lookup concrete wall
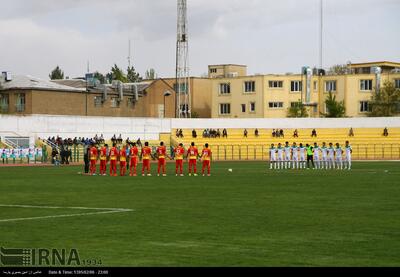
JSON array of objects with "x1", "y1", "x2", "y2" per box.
[{"x1": 1, "y1": 115, "x2": 400, "y2": 144}]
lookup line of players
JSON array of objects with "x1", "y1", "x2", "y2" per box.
[
  {"x1": 87, "y1": 141, "x2": 212, "y2": 177},
  {"x1": 269, "y1": 141, "x2": 353, "y2": 170}
]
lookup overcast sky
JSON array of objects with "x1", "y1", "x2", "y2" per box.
[{"x1": 0, "y1": 0, "x2": 399, "y2": 80}]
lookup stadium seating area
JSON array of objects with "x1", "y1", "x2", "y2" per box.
[{"x1": 172, "y1": 128, "x2": 400, "y2": 160}]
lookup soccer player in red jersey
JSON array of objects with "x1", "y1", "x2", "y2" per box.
[
  {"x1": 129, "y1": 142, "x2": 139, "y2": 176},
  {"x1": 99, "y1": 144, "x2": 108, "y2": 176},
  {"x1": 141, "y1": 142, "x2": 152, "y2": 176},
  {"x1": 109, "y1": 143, "x2": 119, "y2": 177},
  {"x1": 201, "y1": 143, "x2": 212, "y2": 176},
  {"x1": 156, "y1": 141, "x2": 171, "y2": 177},
  {"x1": 186, "y1": 142, "x2": 199, "y2": 176},
  {"x1": 174, "y1": 143, "x2": 185, "y2": 176},
  {"x1": 119, "y1": 144, "x2": 128, "y2": 176},
  {"x1": 89, "y1": 143, "x2": 98, "y2": 175}
]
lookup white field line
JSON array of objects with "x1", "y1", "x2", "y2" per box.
[{"x1": 0, "y1": 204, "x2": 134, "y2": 223}]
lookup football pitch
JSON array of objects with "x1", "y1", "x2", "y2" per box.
[{"x1": 0, "y1": 162, "x2": 399, "y2": 267}]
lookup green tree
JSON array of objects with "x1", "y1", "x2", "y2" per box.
[
  {"x1": 93, "y1": 72, "x2": 106, "y2": 84},
  {"x1": 49, "y1": 65, "x2": 64, "y2": 80},
  {"x1": 145, "y1": 68, "x2": 157, "y2": 80},
  {"x1": 127, "y1": 66, "x2": 142, "y2": 83},
  {"x1": 322, "y1": 92, "x2": 346, "y2": 118},
  {"x1": 369, "y1": 81, "x2": 400, "y2": 117},
  {"x1": 106, "y1": 64, "x2": 127, "y2": 83},
  {"x1": 287, "y1": 100, "x2": 308, "y2": 118}
]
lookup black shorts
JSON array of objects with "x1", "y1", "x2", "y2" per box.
[{"x1": 307, "y1": 155, "x2": 313, "y2": 161}]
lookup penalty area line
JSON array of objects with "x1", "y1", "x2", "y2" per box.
[{"x1": 0, "y1": 204, "x2": 134, "y2": 223}]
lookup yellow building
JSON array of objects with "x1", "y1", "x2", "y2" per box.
[{"x1": 211, "y1": 61, "x2": 400, "y2": 118}]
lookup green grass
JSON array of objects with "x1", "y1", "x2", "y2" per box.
[{"x1": 0, "y1": 162, "x2": 400, "y2": 266}]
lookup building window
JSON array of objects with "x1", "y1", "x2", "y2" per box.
[
  {"x1": 219, "y1": 103, "x2": 231, "y2": 115},
  {"x1": 395, "y1": 79, "x2": 400, "y2": 89},
  {"x1": 313, "y1": 81, "x2": 317, "y2": 91},
  {"x1": 210, "y1": 68, "x2": 217, "y2": 73},
  {"x1": 16, "y1": 93, "x2": 25, "y2": 112},
  {"x1": 268, "y1": 81, "x2": 283, "y2": 88},
  {"x1": 241, "y1": 104, "x2": 246, "y2": 113},
  {"x1": 174, "y1": 83, "x2": 188, "y2": 94},
  {"x1": 111, "y1": 97, "x2": 120, "y2": 108},
  {"x1": 250, "y1": 102, "x2": 256, "y2": 112},
  {"x1": 360, "y1": 80, "x2": 373, "y2": 91},
  {"x1": 290, "y1": 81, "x2": 302, "y2": 92},
  {"x1": 325, "y1": 81, "x2": 337, "y2": 92},
  {"x1": 360, "y1": 101, "x2": 371, "y2": 113},
  {"x1": 290, "y1": 102, "x2": 301, "y2": 108},
  {"x1": 94, "y1": 96, "x2": 103, "y2": 107},
  {"x1": 244, "y1": 81, "x2": 256, "y2": 93},
  {"x1": 268, "y1": 102, "x2": 284, "y2": 109},
  {"x1": 0, "y1": 93, "x2": 9, "y2": 113},
  {"x1": 219, "y1": 83, "x2": 231, "y2": 95}
]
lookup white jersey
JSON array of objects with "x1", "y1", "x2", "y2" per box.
[
  {"x1": 299, "y1": 147, "x2": 306, "y2": 158},
  {"x1": 335, "y1": 147, "x2": 343, "y2": 158},
  {"x1": 284, "y1": 146, "x2": 291, "y2": 158},
  {"x1": 277, "y1": 147, "x2": 284, "y2": 159},
  {"x1": 292, "y1": 146, "x2": 298, "y2": 158},
  {"x1": 321, "y1": 147, "x2": 328, "y2": 158},
  {"x1": 345, "y1": 146, "x2": 352, "y2": 159},
  {"x1": 270, "y1": 147, "x2": 277, "y2": 160},
  {"x1": 313, "y1": 146, "x2": 320, "y2": 158},
  {"x1": 327, "y1": 147, "x2": 335, "y2": 159}
]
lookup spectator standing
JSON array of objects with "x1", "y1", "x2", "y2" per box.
[
  {"x1": 311, "y1": 129, "x2": 317, "y2": 137},
  {"x1": 279, "y1": 129, "x2": 284, "y2": 138},
  {"x1": 383, "y1": 127, "x2": 389, "y2": 137},
  {"x1": 293, "y1": 129, "x2": 299, "y2": 138},
  {"x1": 222, "y1": 129, "x2": 228, "y2": 138},
  {"x1": 348, "y1": 128, "x2": 354, "y2": 137},
  {"x1": 255, "y1": 129, "x2": 259, "y2": 137},
  {"x1": 244, "y1": 129, "x2": 248, "y2": 138},
  {"x1": 192, "y1": 129, "x2": 197, "y2": 138}
]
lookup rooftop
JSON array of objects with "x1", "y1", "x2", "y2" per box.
[
  {"x1": 348, "y1": 61, "x2": 400, "y2": 69},
  {"x1": 0, "y1": 75, "x2": 85, "y2": 92}
]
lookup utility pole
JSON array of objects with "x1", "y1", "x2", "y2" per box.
[{"x1": 176, "y1": 0, "x2": 191, "y2": 118}]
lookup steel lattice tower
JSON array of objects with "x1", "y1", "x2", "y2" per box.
[{"x1": 175, "y1": 0, "x2": 191, "y2": 118}]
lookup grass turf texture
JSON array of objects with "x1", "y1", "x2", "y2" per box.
[{"x1": 0, "y1": 162, "x2": 399, "y2": 266}]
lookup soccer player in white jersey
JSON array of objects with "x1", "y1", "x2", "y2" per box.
[
  {"x1": 321, "y1": 142, "x2": 328, "y2": 169},
  {"x1": 284, "y1": 142, "x2": 291, "y2": 169},
  {"x1": 276, "y1": 143, "x2": 284, "y2": 170},
  {"x1": 344, "y1": 141, "x2": 353, "y2": 170},
  {"x1": 327, "y1": 143, "x2": 335, "y2": 169},
  {"x1": 313, "y1": 142, "x2": 321, "y2": 169},
  {"x1": 269, "y1": 143, "x2": 277, "y2": 170},
  {"x1": 335, "y1": 143, "x2": 344, "y2": 170},
  {"x1": 291, "y1": 142, "x2": 299, "y2": 169},
  {"x1": 299, "y1": 143, "x2": 306, "y2": 169}
]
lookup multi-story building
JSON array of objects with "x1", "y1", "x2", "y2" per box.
[{"x1": 211, "y1": 61, "x2": 400, "y2": 118}]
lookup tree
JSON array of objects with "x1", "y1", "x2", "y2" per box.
[
  {"x1": 106, "y1": 64, "x2": 127, "y2": 83},
  {"x1": 322, "y1": 92, "x2": 346, "y2": 118},
  {"x1": 369, "y1": 81, "x2": 400, "y2": 117},
  {"x1": 287, "y1": 100, "x2": 308, "y2": 118},
  {"x1": 145, "y1": 68, "x2": 157, "y2": 80},
  {"x1": 49, "y1": 66, "x2": 64, "y2": 80},
  {"x1": 127, "y1": 66, "x2": 142, "y2": 83},
  {"x1": 93, "y1": 72, "x2": 106, "y2": 84},
  {"x1": 327, "y1": 64, "x2": 348, "y2": 75}
]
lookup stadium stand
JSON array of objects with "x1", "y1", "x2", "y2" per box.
[{"x1": 172, "y1": 128, "x2": 400, "y2": 160}]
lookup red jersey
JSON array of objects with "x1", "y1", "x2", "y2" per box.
[
  {"x1": 141, "y1": 146, "x2": 152, "y2": 160},
  {"x1": 109, "y1": 147, "x2": 119, "y2": 161},
  {"x1": 174, "y1": 147, "x2": 185, "y2": 160},
  {"x1": 130, "y1": 146, "x2": 138, "y2": 157},
  {"x1": 120, "y1": 147, "x2": 127, "y2": 162},
  {"x1": 156, "y1": 146, "x2": 167, "y2": 159},
  {"x1": 202, "y1": 148, "x2": 212, "y2": 161},
  {"x1": 188, "y1": 147, "x2": 199, "y2": 160},
  {"x1": 90, "y1": 147, "x2": 98, "y2": 160},
  {"x1": 100, "y1": 147, "x2": 107, "y2": 161}
]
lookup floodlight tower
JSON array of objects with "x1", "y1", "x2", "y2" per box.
[{"x1": 175, "y1": 0, "x2": 191, "y2": 118}]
